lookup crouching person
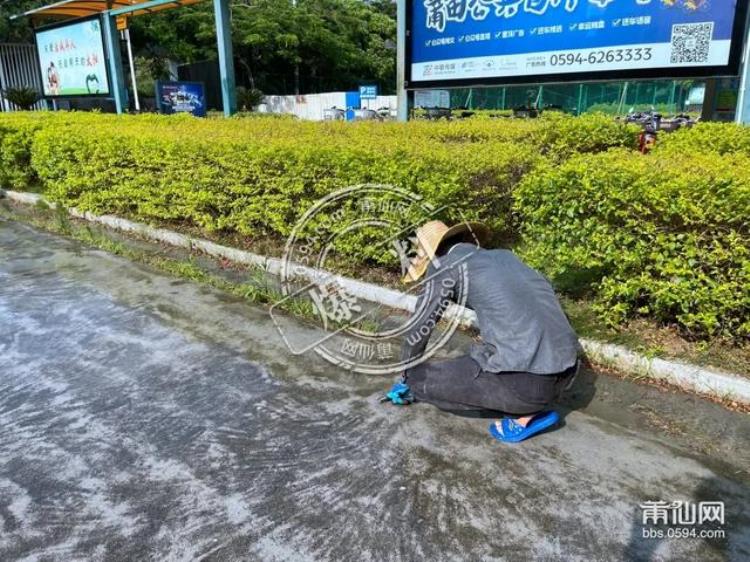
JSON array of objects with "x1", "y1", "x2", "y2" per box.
[{"x1": 384, "y1": 221, "x2": 581, "y2": 443}]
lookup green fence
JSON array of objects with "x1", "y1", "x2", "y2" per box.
[{"x1": 450, "y1": 79, "x2": 703, "y2": 116}]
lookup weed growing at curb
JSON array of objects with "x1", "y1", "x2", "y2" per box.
[{"x1": 0, "y1": 201, "x2": 318, "y2": 323}]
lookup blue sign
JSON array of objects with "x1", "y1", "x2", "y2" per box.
[
  {"x1": 408, "y1": 0, "x2": 747, "y2": 87},
  {"x1": 156, "y1": 81, "x2": 206, "y2": 117},
  {"x1": 359, "y1": 84, "x2": 379, "y2": 99}
]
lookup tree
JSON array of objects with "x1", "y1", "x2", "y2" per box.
[
  {"x1": 0, "y1": 0, "x2": 397, "y2": 96},
  {"x1": 129, "y1": 0, "x2": 396, "y2": 95},
  {"x1": 0, "y1": 1, "x2": 39, "y2": 43},
  {"x1": 133, "y1": 56, "x2": 171, "y2": 98}
]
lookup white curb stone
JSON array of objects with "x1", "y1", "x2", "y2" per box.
[{"x1": 3, "y1": 189, "x2": 749, "y2": 405}]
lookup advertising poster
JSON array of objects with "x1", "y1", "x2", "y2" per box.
[
  {"x1": 409, "y1": 0, "x2": 747, "y2": 87},
  {"x1": 156, "y1": 81, "x2": 206, "y2": 117},
  {"x1": 35, "y1": 18, "x2": 110, "y2": 97}
]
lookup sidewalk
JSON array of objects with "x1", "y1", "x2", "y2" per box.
[{"x1": 1, "y1": 219, "x2": 748, "y2": 561}]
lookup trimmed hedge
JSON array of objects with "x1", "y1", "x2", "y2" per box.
[
  {"x1": 654, "y1": 121, "x2": 750, "y2": 157},
  {"x1": 27, "y1": 112, "x2": 635, "y2": 256},
  {"x1": 515, "y1": 149, "x2": 750, "y2": 340},
  {"x1": 1, "y1": 111, "x2": 748, "y2": 341},
  {"x1": 0, "y1": 113, "x2": 45, "y2": 189}
]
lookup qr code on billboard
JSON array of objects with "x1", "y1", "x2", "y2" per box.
[{"x1": 670, "y1": 22, "x2": 713, "y2": 64}]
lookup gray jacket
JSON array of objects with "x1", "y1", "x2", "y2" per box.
[{"x1": 401, "y1": 244, "x2": 581, "y2": 375}]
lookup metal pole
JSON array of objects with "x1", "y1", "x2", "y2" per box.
[
  {"x1": 617, "y1": 81, "x2": 629, "y2": 115},
  {"x1": 668, "y1": 81, "x2": 677, "y2": 112},
  {"x1": 396, "y1": 0, "x2": 408, "y2": 121},
  {"x1": 124, "y1": 28, "x2": 140, "y2": 111},
  {"x1": 735, "y1": 7, "x2": 750, "y2": 124},
  {"x1": 0, "y1": 46, "x2": 9, "y2": 112},
  {"x1": 702, "y1": 78, "x2": 717, "y2": 121},
  {"x1": 102, "y1": 14, "x2": 128, "y2": 114},
  {"x1": 213, "y1": 0, "x2": 237, "y2": 116},
  {"x1": 583, "y1": 83, "x2": 588, "y2": 110},
  {"x1": 576, "y1": 83, "x2": 584, "y2": 115}
]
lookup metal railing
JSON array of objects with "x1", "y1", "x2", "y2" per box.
[{"x1": 0, "y1": 43, "x2": 45, "y2": 112}]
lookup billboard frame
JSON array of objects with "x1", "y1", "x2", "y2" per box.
[
  {"x1": 404, "y1": 0, "x2": 750, "y2": 90},
  {"x1": 33, "y1": 14, "x2": 112, "y2": 99}
]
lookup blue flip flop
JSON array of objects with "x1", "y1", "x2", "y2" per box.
[{"x1": 488, "y1": 411, "x2": 561, "y2": 443}]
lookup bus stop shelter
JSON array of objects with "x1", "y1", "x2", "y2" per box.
[{"x1": 13, "y1": 0, "x2": 237, "y2": 115}]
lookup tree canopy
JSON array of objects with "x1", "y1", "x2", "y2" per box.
[{"x1": 0, "y1": 0, "x2": 397, "y2": 95}]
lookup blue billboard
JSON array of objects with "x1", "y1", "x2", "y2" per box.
[
  {"x1": 407, "y1": 0, "x2": 748, "y2": 87},
  {"x1": 156, "y1": 81, "x2": 206, "y2": 117}
]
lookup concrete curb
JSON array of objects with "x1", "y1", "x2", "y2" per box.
[{"x1": 4, "y1": 189, "x2": 750, "y2": 405}]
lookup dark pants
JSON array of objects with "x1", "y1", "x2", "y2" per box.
[{"x1": 405, "y1": 355, "x2": 577, "y2": 417}]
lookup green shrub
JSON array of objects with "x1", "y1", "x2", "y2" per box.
[
  {"x1": 236, "y1": 87, "x2": 265, "y2": 111},
  {"x1": 7, "y1": 110, "x2": 749, "y2": 341},
  {"x1": 0, "y1": 113, "x2": 47, "y2": 189},
  {"x1": 2, "y1": 86, "x2": 41, "y2": 111},
  {"x1": 515, "y1": 149, "x2": 750, "y2": 340},
  {"x1": 654, "y1": 121, "x2": 750, "y2": 156},
  {"x1": 31, "y1": 116, "x2": 542, "y2": 262}
]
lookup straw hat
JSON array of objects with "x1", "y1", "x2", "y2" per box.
[{"x1": 402, "y1": 220, "x2": 489, "y2": 283}]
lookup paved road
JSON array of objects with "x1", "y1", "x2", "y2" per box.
[{"x1": 1, "y1": 219, "x2": 749, "y2": 561}]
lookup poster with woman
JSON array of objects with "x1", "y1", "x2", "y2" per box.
[{"x1": 35, "y1": 17, "x2": 110, "y2": 97}]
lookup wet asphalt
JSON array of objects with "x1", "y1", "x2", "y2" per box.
[{"x1": 0, "y1": 218, "x2": 749, "y2": 562}]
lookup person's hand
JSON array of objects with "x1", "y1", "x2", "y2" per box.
[{"x1": 381, "y1": 382, "x2": 413, "y2": 405}]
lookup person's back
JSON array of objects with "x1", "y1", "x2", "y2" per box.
[{"x1": 453, "y1": 244, "x2": 580, "y2": 375}]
